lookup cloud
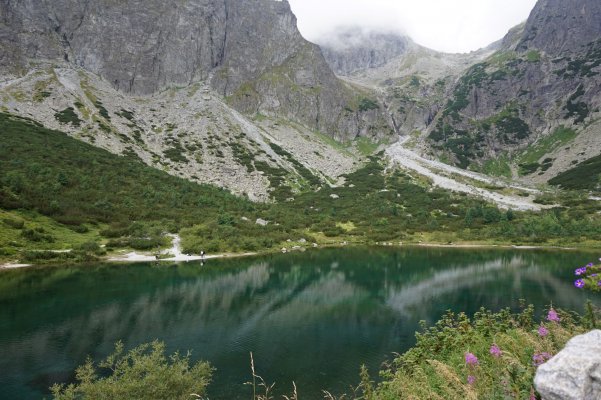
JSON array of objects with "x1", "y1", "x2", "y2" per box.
[{"x1": 287, "y1": 0, "x2": 538, "y2": 53}]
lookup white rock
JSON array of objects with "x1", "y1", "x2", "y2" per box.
[
  {"x1": 534, "y1": 330, "x2": 601, "y2": 400},
  {"x1": 299, "y1": 238, "x2": 307, "y2": 243},
  {"x1": 330, "y1": 194, "x2": 339, "y2": 199},
  {"x1": 256, "y1": 218, "x2": 269, "y2": 226}
]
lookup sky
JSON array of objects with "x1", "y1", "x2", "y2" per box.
[{"x1": 287, "y1": 0, "x2": 538, "y2": 53}]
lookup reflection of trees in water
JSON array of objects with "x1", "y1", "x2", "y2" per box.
[{"x1": 0, "y1": 262, "x2": 270, "y2": 375}]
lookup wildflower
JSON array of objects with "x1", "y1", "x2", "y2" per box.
[
  {"x1": 575, "y1": 267, "x2": 586, "y2": 276},
  {"x1": 530, "y1": 387, "x2": 538, "y2": 400},
  {"x1": 547, "y1": 309, "x2": 560, "y2": 323},
  {"x1": 587, "y1": 263, "x2": 594, "y2": 267},
  {"x1": 532, "y1": 352, "x2": 552, "y2": 366},
  {"x1": 467, "y1": 375, "x2": 476, "y2": 385},
  {"x1": 598, "y1": 281, "x2": 601, "y2": 287},
  {"x1": 489, "y1": 344, "x2": 502, "y2": 357},
  {"x1": 538, "y1": 325, "x2": 549, "y2": 337},
  {"x1": 592, "y1": 274, "x2": 599, "y2": 277},
  {"x1": 575, "y1": 279, "x2": 585, "y2": 288},
  {"x1": 465, "y1": 352, "x2": 479, "y2": 366}
]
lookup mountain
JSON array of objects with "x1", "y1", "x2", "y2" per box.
[
  {"x1": 0, "y1": 0, "x2": 393, "y2": 200},
  {"x1": 424, "y1": 0, "x2": 601, "y2": 182},
  {"x1": 1, "y1": 0, "x2": 600, "y2": 200},
  {"x1": 316, "y1": 27, "x2": 411, "y2": 76},
  {"x1": 0, "y1": 0, "x2": 393, "y2": 139},
  {"x1": 316, "y1": 27, "x2": 494, "y2": 140}
]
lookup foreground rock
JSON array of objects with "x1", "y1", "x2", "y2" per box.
[{"x1": 534, "y1": 330, "x2": 601, "y2": 400}]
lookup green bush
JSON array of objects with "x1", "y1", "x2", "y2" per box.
[
  {"x1": 51, "y1": 341, "x2": 212, "y2": 400},
  {"x1": 54, "y1": 107, "x2": 82, "y2": 127}
]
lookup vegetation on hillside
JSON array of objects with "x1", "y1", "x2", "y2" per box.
[{"x1": 1, "y1": 112, "x2": 601, "y2": 263}]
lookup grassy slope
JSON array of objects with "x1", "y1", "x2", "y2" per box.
[{"x1": 2, "y1": 112, "x2": 601, "y2": 263}]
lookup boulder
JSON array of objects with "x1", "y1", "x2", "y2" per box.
[
  {"x1": 255, "y1": 218, "x2": 269, "y2": 226},
  {"x1": 534, "y1": 330, "x2": 601, "y2": 400}
]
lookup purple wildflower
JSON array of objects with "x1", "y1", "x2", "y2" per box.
[
  {"x1": 547, "y1": 309, "x2": 560, "y2": 323},
  {"x1": 489, "y1": 344, "x2": 502, "y2": 357},
  {"x1": 598, "y1": 281, "x2": 601, "y2": 287},
  {"x1": 538, "y1": 325, "x2": 549, "y2": 337},
  {"x1": 575, "y1": 267, "x2": 586, "y2": 276},
  {"x1": 592, "y1": 274, "x2": 599, "y2": 277},
  {"x1": 587, "y1": 263, "x2": 594, "y2": 267},
  {"x1": 465, "y1": 352, "x2": 479, "y2": 366},
  {"x1": 575, "y1": 279, "x2": 585, "y2": 288},
  {"x1": 467, "y1": 375, "x2": 476, "y2": 385},
  {"x1": 532, "y1": 352, "x2": 552, "y2": 366}
]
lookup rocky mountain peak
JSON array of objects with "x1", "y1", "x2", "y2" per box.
[{"x1": 517, "y1": 0, "x2": 601, "y2": 54}]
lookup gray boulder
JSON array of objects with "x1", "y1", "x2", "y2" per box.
[{"x1": 534, "y1": 330, "x2": 601, "y2": 400}]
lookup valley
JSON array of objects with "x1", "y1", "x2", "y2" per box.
[{"x1": 1, "y1": 0, "x2": 601, "y2": 399}]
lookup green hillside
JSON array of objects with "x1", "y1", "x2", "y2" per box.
[{"x1": 2, "y1": 112, "x2": 601, "y2": 263}]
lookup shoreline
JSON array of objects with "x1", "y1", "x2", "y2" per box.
[
  {"x1": 409, "y1": 243, "x2": 580, "y2": 251},
  {"x1": 1, "y1": 240, "x2": 599, "y2": 270},
  {"x1": 107, "y1": 251, "x2": 258, "y2": 263}
]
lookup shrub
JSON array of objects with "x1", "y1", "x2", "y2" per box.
[
  {"x1": 51, "y1": 341, "x2": 212, "y2": 400},
  {"x1": 2, "y1": 217, "x2": 24, "y2": 229}
]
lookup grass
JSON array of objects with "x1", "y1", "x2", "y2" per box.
[
  {"x1": 363, "y1": 304, "x2": 598, "y2": 400},
  {"x1": 481, "y1": 156, "x2": 512, "y2": 178},
  {"x1": 353, "y1": 137, "x2": 384, "y2": 157},
  {"x1": 518, "y1": 126, "x2": 577, "y2": 173}
]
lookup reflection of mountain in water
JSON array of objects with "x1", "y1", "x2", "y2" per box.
[
  {"x1": 0, "y1": 248, "x2": 598, "y2": 399},
  {"x1": 386, "y1": 255, "x2": 595, "y2": 323}
]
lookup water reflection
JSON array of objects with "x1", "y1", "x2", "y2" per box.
[{"x1": 0, "y1": 247, "x2": 598, "y2": 400}]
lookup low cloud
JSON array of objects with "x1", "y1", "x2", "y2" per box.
[{"x1": 288, "y1": 0, "x2": 537, "y2": 53}]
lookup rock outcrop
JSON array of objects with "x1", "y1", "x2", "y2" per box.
[
  {"x1": 518, "y1": 0, "x2": 601, "y2": 56},
  {"x1": 534, "y1": 330, "x2": 601, "y2": 400},
  {"x1": 0, "y1": 0, "x2": 391, "y2": 140}
]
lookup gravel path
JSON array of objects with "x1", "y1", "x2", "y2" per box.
[{"x1": 385, "y1": 138, "x2": 545, "y2": 211}]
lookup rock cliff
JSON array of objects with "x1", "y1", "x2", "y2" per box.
[
  {"x1": 0, "y1": 0, "x2": 390, "y2": 140},
  {"x1": 424, "y1": 0, "x2": 601, "y2": 182}
]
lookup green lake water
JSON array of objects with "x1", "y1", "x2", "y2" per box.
[{"x1": 0, "y1": 246, "x2": 599, "y2": 399}]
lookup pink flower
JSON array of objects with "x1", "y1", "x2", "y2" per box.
[
  {"x1": 532, "y1": 352, "x2": 552, "y2": 366},
  {"x1": 467, "y1": 375, "x2": 476, "y2": 385},
  {"x1": 538, "y1": 325, "x2": 549, "y2": 337},
  {"x1": 465, "y1": 352, "x2": 479, "y2": 366},
  {"x1": 489, "y1": 344, "x2": 502, "y2": 357},
  {"x1": 547, "y1": 309, "x2": 560, "y2": 323}
]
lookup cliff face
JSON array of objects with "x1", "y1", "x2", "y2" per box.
[
  {"x1": 0, "y1": 0, "x2": 390, "y2": 140},
  {"x1": 517, "y1": 0, "x2": 601, "y2": 55},
  {"x1": 425, "y1": 0, "x2": 601, "y2": 180}
]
